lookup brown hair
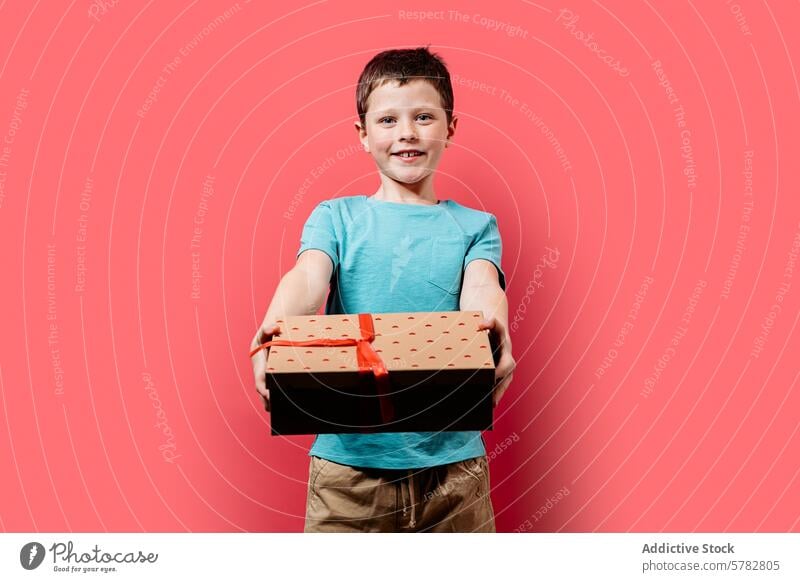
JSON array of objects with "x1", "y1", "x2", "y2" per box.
[{"x1": 356, "y1": 46, "x2": 454, "y2": 126}]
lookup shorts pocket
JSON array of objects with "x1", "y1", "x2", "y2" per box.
[
  {"x1": 455, "y1": 456, "x2": 486, "y2": 483},
  {"x1": 427, "y1": 235, "x2": 469, "y2": 294},
  {"x1": 309, "y1": 456, "x2": 331, "y2": 494}
]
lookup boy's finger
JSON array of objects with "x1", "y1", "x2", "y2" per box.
[
  {"x1": 251, "y1": 325, "x2": 280, "y2": 358},
  {"x1": 260, "y1": 324, "x2": 281, "y2": 344},
  {"x1": 261, "y1": 391, "x2": 271, "y2": 412},
  {"x1": 492, "y1": 375, "x2": 512, "y2": 407}
]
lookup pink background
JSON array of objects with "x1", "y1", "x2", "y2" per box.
[{"x1": 1, "y1": 0, "x2": 798, "y2": 532}]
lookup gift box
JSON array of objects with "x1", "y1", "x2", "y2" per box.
[{"x1": 256, "y1": 311, "x2": 497, "y2": 435}]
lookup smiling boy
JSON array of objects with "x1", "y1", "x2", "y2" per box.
[{"x1": 250, "y1": 47, "x2": 515, "y2": 532}]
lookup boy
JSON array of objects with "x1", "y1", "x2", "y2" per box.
[{"x1": 250, "y1": 47, "x2": 515, "y2": 532}]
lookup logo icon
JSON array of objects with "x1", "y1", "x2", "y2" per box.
[{"x1": 20, "y1": 542, "x2": 46, "y2": 570}]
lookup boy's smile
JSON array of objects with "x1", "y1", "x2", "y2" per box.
[
  {"x1": 356, "y1": 79, "x2": 457, "y2": 198},
  {"x1": 392, "y1": 149, "x2": 425, "y2": 162}
]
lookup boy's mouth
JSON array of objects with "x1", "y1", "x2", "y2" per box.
[{"x1": 392, "y1": 150, "x2": 425, "y2": 162}]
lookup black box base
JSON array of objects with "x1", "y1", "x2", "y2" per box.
[{"x1": 268, "y1": 368, "x2": 494, "y2": 435}]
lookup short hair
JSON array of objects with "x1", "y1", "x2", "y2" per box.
[{"x1": 356, "y1": 46, "x2": 454, "y2": 126}]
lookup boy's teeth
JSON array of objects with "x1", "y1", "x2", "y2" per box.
[{"x1": 398, "y1": 152, "x2": 422, "y2": 157}]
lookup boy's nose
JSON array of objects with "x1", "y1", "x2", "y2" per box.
[{"x1": 398, "y1": 120, "x2": 417, "y2": 140}]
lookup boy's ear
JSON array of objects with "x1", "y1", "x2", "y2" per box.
[
  {"x1": 445, "y1": 116, "x2": 458, "y2": 148},
  {"x1": 354, "y1": 120, "x2": 369, "y2": 152}
]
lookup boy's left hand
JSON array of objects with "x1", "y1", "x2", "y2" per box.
[{"x1": 477, "y1": 317, "x2": 516, "y2": 407}]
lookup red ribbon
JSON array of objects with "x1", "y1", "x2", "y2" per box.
[{"x1": 250, "y1": 313, "x2": 395, "y2": 424}]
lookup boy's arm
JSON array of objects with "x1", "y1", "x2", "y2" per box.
[
  {"x1": 460, "y1": 259, "x2": 516, "y2": 407},
  {"x1": 250, "y1": 249, "x2": 333, "y2": 411}
]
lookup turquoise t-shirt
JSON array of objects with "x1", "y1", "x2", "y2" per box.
[{"x1": 295, "y1": 194, "x2": 506, "y2": 469}]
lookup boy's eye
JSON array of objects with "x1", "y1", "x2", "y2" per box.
[
  {"x1": 378, "y1": 117, "x2": 395, "y2": 124},
  {"x1": 417, "y1": 114, "x2": 432, "y2": 121}
]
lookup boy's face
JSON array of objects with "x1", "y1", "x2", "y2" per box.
[{"x1": 356, "y1": 79, "x2": 457, "y2": 187}]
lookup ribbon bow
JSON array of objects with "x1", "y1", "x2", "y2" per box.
[{"x1": 250, "y1": 313, "x2": 394, "y2": 423}]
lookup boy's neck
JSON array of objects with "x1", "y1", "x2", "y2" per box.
[{"x1": 372, "y1": 176, "x2": 439, "y2": 206}]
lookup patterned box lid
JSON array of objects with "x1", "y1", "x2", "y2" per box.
[{"x1": 266, "y1": 310, "x2": 494, "y2": 374}]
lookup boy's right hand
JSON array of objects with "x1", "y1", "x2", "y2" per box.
[{"x1": 250, "y1": 322, "x2": 281, "y2": 412}]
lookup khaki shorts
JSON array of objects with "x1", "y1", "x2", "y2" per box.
[{"x1": 304, "y1": 455, "x2": 496, "y2": 532}]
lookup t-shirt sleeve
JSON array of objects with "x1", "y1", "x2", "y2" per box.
[
  {"x1": 464, "y1": 213, "x2": 506, "y2": 290},
  {"x1": 296, "y1": 200, "x2": 339, "y2": 271}
]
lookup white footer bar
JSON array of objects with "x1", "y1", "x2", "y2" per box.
[{"x1": 2, "y1": 533, "x2": 798, "y2": 581}]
